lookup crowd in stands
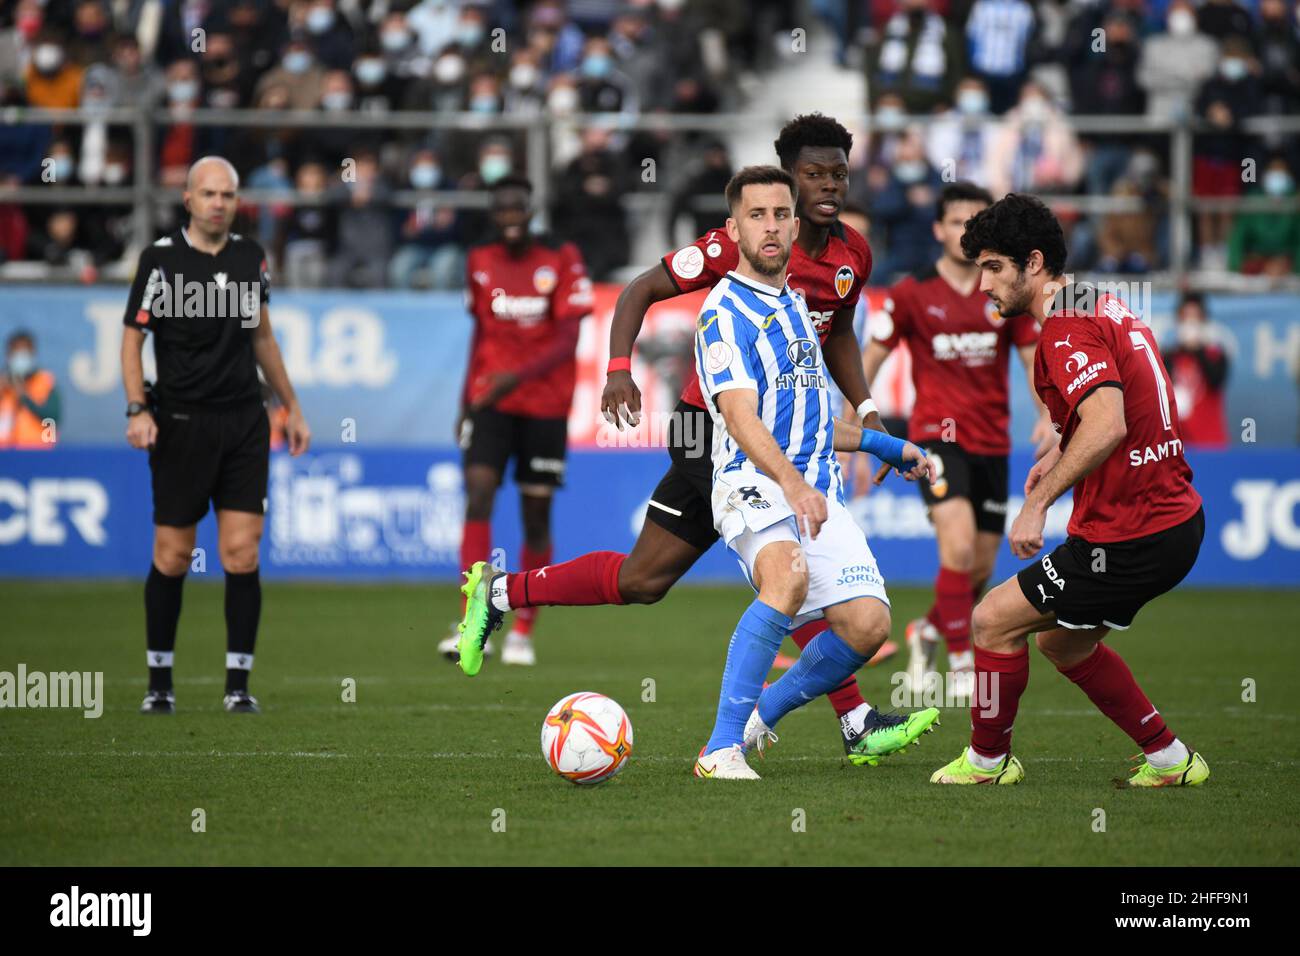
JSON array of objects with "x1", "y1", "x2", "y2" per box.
[
  {"x1": 855, "y1": 0, "x2": 1300, "y2": 280},
  {"x1": 0, "y1": 0, "x2": 1297, "y2": 286}
]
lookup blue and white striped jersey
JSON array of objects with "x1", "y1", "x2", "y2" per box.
[{"x1": 694, "y1": 271, "x2": 844, "y2": 504}]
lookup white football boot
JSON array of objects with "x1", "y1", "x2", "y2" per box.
[
  {"x1": 742, "y1": 709, "x2": 778, "y2": 758},
  {"x1": 903, "y1": 617, "x2": 941, "y2": 697},
  {"x1": 694, "y1": 743, "x2": 761, "y2": 780},
  {"x1": 500, "y1": 631, "x2": 536, "y2": 666},
  {"x1": 438, "y1": 629, "x2": 493, "y2": 661}
]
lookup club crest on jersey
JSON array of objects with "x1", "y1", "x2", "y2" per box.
[
  {"x1": 533, "y1": 265, "x2": 557, "y2": 294},
  {"x1": 834, "y1": 265, "x2": 854, "y2": 298},
  {"x1": 787, "y1": 338, "x2": 818, "y2": 369},
  {"x1": 985, "y1": 300, "x2": 1005, "y2": 327},
  {"x1": 1065, "y1": 350, "x2": 1090, "y2": 374}
]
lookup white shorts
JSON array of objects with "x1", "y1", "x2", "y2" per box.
[{"x1": 713, "y1": 470, "x2": 889, "y2": 627}]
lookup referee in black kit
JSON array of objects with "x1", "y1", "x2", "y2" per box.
[{"x1": 121, "y1": 156, "x2": 311, "y2": 715}]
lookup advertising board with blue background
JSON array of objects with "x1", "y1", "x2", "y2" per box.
[{"x1": 1, "y1": 286, "x2": 1297, "y2": 586}]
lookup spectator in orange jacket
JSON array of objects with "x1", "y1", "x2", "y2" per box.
[{"x1": 0, "y1": 330, "x2": 61, "y2": 449}]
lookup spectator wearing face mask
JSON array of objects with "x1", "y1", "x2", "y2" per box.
[
  {"x1": 299, "y1": 0, "x2": 355, "y2": 71},
  {"x1": 390, "y1": 147, "x2": 463, "y2": 290},
  {"x1": 402, "y1": 43, "x2": 469, "y2": 114},
  {"x1": 1, "y1": 1, "x2": 44, "y2": 85},
  {"x1": 352, "y1": 48, "x2": 398, "y2": 112},
  {"x1": 986, "y1": 81, "x2": 1083, "y2": 198},
  {"x1": 0, "y1": 330, "x2": 61, "y2": 450},
  {"x1": 1228, "y1": 154, "x2": 1300, "y2": 276},
  {"x1": 155, "y1": 59, "x2": 226, "y2": 189},
  {"x1": 1137, "y1": 0, "x2": 1219, "y2": 123},
  {"x1": 576, "y1": 35, "x2": 635, "y2": 114},
  {"x1": 1192, "y1": 37, "x2": 1262, "y2": 270},
  {"x1": 964, "y1": 0, "x2": 1036, "y2": 115},
  {"x1": 254, "y1": 39, "x2": 325, "y2": 111},
  {"x1": 502, "y1": 49, "x2": 546, "y2": 115},
  {"x1": 24, "y1": 30, "x2": 83, "y2": 108},
  {"x1": 82, "y1": 139, "x2": 134, "y2": 265},
  {"x1": 304, "y1": 70, "x2": 358, "y2": 167},
  {"x1": 925, "y1": 77, "x2": 997, "y2": 187},
  {"x1": 375, "y1": 10, "x2": 422, "y2": 83},
  {"x1": 864, "y1": 130, "x2": 943, "y2": 282},
  {"x1": 1163, "y1": 295, "x2": 1229, "y2": 448}
]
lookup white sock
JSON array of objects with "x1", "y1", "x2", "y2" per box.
[
  {"x1": 948, "y1": 650, "x2": 974, "y2": 671},
  {"x1": 1144, "y1": 738, "x2": 1190, "y2": 769},
  {"x1": 489, "y1": 575, "x2": 511, "y2": 612},
  {"x1": 842, "y1": 702, "x2": 873, "y2": 736},
  {"x1": 967, "y1": 746, "x2": 1005, "y2": 771}
]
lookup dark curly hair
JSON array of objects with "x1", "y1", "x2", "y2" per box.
[
  {"x1": 960, "y1": 193, "x2": 1066, "y2": 274},
  {"x1": 773, "y1": 113, "x2": 854, "y2": 170}
]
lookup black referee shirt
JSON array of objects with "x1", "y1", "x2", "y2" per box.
[{"x1": 123, "y1": 227, "x2": 271, "y2": 409}]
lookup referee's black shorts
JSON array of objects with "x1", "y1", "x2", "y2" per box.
[{"x1": 149, "y1": 399, "x2": 270, "y2": 527}]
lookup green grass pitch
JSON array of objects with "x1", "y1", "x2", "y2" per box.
[{"x1": 1, "y1": 581, "x2": 1296, "y2": 866}]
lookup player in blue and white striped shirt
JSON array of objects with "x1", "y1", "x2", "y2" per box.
[{"x1": 691, "y1": 166, "x2": 940, "y2": 780}]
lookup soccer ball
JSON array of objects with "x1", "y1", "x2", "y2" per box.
[{"x1": 540, "y1": 691, "x2": 633, "y2": 785}]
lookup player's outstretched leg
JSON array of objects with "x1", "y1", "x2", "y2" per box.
[
  {"x1": 1038, "y1": 630, "x2": 1209, "y2": 788},
  {"x1": 787, "y1": 619, "x2": 912, "y2": 766},
  {"x1": 455, "y1": 561, "x2": 506, "y2": 677},
  {"x1": 750, "y1": 598, "x2": 939, "y2": 767}
]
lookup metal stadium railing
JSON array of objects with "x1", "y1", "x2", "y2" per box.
[{"x1": 2, "y1": 106, "x2": 1299, "y2": 290}]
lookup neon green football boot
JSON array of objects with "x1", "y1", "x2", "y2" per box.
[
  {"x1": 1125, "y1": 751, "x2": 1209, "y2": 788},
  {"x1": 456, "y1": 561, "x2": 504, "y2": 677},
  {"x1": 845, "y1": 707, "x2": 941, "y2": 766},
  {"x1": 930, "y1": 748, "x2": 1025, "y2": 784}
]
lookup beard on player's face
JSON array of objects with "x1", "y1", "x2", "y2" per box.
[
  {"x1": 1000, "y1": 267, "x2": 1034, "y2": 314},
  {"x1": 739, "y1": 232, "x2": 790, "y2": 277}
]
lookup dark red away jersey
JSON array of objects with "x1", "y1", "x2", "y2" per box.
[
  {"x1": 464, "y1": 238, "x2": 593, "y2": 419},
  {"x1": 875, "y1": 267, "x2": 1038, "y2": 455},
  {"x1": 662, "y1": 221, "x2": 872, "y2": 407},
  {"x1": 1036, "y1": 292, "x2": 1202, "y2": 543}
]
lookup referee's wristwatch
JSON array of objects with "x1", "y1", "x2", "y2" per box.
[{"x1": 126, "y1": 401, "x2": 149, "y2": 418}]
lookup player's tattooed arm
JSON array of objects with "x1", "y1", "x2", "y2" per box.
[
  {"x1": 717, "y1": 389, "x2": 828, "y2": 538},
  {"x1": 1010, "y1": 386, "x2": 1126, "y2": 558},
  {"x1": 601, "y1": 264, "x2": 680, "y2": 428},
  {"x1": 1019, "y1": 343, "x2": 1056, "y2": 458}
]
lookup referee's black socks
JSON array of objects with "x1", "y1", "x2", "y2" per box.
[
  {"x1": 145, "y1": 564, "x2": 185, "y2": 692},
  {"x1": 224, "y1": 568, "x2": 261, "y2": 694}
]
